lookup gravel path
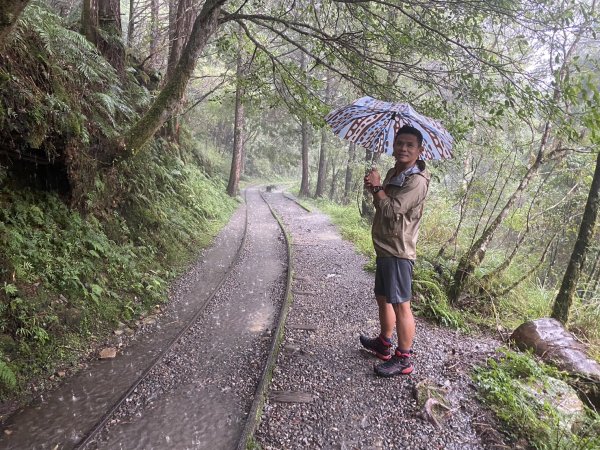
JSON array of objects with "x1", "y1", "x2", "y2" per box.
[
  {"x1": 86, "y1": 188, "x2": 288, "y2": 449},
  {"x1": 256, "y1": 190, "x2": 506, "y2": 450}
]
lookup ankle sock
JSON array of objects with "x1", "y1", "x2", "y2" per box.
[{"x1": 379, "y1": 334, "x2": 392, "y2": 345}]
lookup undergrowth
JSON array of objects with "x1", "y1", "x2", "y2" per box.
[
  {"x1": 474, "y1": 349, "x2": 600, "y2": 449},
  {"x1": 0, "y1": 142, "x2": 236, "y2": 399}
]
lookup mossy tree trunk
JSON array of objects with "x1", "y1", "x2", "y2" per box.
[
  {"x1": 82, "y1": 0, "x2": 125, "y2": 77},
  {"x1": 0, "y1": 0, "x2": 30, "y2": 48},
  {"x1": 81, "y1": 0, "x2": 99, "y2": 45},
  {"x1": 120, "y1": 0, "x2": 226, "y2": 157},
  {"x1": 98, "y1": 0, "x2": 125, "y2": 77},
  {"x1": 552, "y1": 150, "x2": 600, "y2": 323}
]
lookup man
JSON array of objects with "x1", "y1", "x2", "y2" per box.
[{"x1": 361, "y1": 125, "x2": 430, "y2": 377}]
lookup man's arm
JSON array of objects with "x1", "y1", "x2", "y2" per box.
[{"x1": 375, "y1": 176, "x2": 428, "y2": 219}]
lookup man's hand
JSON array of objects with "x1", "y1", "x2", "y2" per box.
[{"x1": 364, "y1": 168, "x2": 381, "y2": 189}]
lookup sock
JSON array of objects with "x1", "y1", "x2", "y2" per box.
[{"x1": 379, "y1": 334, "x2": 392, "y2": 345}]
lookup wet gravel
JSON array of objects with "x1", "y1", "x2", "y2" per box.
[
  {"x1": 85, "y1": 188, "x2": 288, "y2": 449},
  {"x1": 255, "y1": 190, "x2": 508, "y2": 450}
]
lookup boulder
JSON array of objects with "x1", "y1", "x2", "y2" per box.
[
  {"x1": 511, "y1": 318, "x2": 600, "y2": 382},
  {"x1": 511, "y1": 318, "x2": 600, "y2": 408}
]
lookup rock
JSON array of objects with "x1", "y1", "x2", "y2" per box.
[
  {"x1": 511, "y1": 318, "x2": 600, "y2": 408},
  {"x1": 511, "y1": 318, "x2": 600, "y2": 382},
  {"x1": 99, "y1": 347, "x2": 117, "y2": 359},
  {"x1": 516, "y1": 376, "x2": 586, "y2": 433}
]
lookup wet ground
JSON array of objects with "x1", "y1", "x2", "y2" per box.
[
  {"x1": 254, "y1": 189, "x2": 507, "y2": 449},
  {"x1": 0, "y1": 187, "x2": 507, "y2": 450},
  {"x1": 0, "y1": 187, "x2": 287, "y2": 450}
]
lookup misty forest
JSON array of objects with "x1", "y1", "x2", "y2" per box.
[{"x1": 0, "y1": 0, "x2": 599, "y2": 447}]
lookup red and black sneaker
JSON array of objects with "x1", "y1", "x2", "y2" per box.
[
  {"x1": 359, "y1": 334, "x2": 392, "y2": 361},
  {"x1": 374, "y1": 349, "x2": 414, "y2": 377}
]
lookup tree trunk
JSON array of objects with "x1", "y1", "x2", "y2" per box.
[
  {"x1": 343, "y1": 142, "x2": 356, "y2": 203},
  {"x1": 299, "y1": 117, "x2": 311, "y2": 196},
  {"x1": 299, "y1": 53, "x2": 310, "y2": 197},
  {"x1": 98, "y1": 0, "x2": 125, "y2": 77},
  {"x1": 82, "y1": 0, "x2": 124, "y2": 76},
  {"x1": 552, "y1": 150, "x2": 600, "y2": 323},
  {"x1": 166, "y1": 0, "x2": 194, "y2": 83},
  {"x1": 127, "y1": 0, "x2": 134, "y2": 47},
  {"x1": 315, "y1": 74, "x2": 331, "y2": 198},
  {"x1": 584, "y1": 245, "x2": 600, "y2": 298},
  {"x1": 120, "y1": 0, "x2": 226, "y2": 157},
  {"x1": 226, "y1": 25, "x2": 246, "y2": 197},
  {"x1": 163, "y1": 0, "x2": 196, "y2": 142},
  {"x1": 81, "y1": 0, "x2": 99, "y2": 45},
  {"x1": 315, "y1": 128, "x2": 327, "y2": 198},
  {"x1": 329, "y1": 160, "x2": 337, "y2": 200},
  {"x1": 149, "y1": 0, "x2": 159, "y2": 67},
  {"x1": 0, "y1": 0, "x2": 30, "y2": 48},
  {"x1": 361, "y1": 149, "x2": 379, "y2": 220}
]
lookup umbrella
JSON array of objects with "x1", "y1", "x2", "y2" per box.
[{"x1": 324, "y1": 96, "x2": 454, "y2": 160}]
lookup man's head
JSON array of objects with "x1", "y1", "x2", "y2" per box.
[{"x1": 393, "y1": 125, "x2": 424, "y2": 168}]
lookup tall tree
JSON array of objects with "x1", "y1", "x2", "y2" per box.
[
  {"x1": 227, "y1": 24, "x2": 247, "y2": 197},
  {"x1": 299, "y1": 51, "x2": 311, "y2": 197},
  {"x1": 447, "y1": 5, "x2": 593, "y2": 304},
  {"x1": 82, "y1": 0, "x2": 125, "y2": 76},
  {"x1": 120, "y1": 0, "x2": 226, "y2": 157},
  {"x1": 552, "y1": 150, "x2": 600, "y2": 323},
  {"x1": 343, "y1": 142, "x2": 356, "y2": 203},
  {"x1": 315, "y1": 75, "x2": 332, "y2": 198}
]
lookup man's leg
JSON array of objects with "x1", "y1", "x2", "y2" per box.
[
  {"x1": 392, "y1": 301, "x2": 415, "y2": 352},
  {"x1": 376, "y1": 294, "x2": 395, "y2": 339}
]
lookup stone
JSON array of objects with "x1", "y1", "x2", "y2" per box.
[
  {"x1": 511, "y1": 318, "x2": 600, "y2": 407},
  {"x1": 516, "y1": 376, "x2": 586, "y2": 432},
  {"x1": 511, "y1": 318, "x2": 600, "y2": 382},
  {"x1": 99, "y1": 347, "x2": 117, "y2": 359}
]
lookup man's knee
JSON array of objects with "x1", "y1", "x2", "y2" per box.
[{"x1": 392, "y1": 301, "x2": 412, "y2": 315}]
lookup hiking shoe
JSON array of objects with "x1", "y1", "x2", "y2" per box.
[
  {"x1": 359, "y1": 334, "x2": 392, "y2": 361},
  {"x1": 374, "y1": 349, "x2": 414, "y2": 377}
]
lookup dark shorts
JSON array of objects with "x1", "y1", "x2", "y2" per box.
[{"x1": 374, "y1": 257, "x2": 414, "y2": 304}]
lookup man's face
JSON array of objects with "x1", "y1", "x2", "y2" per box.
[{"x1": 393, "y1": 133, "x2": 423, "y2": 166}]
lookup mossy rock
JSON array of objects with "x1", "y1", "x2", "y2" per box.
[{"x1": 515, "y1": 375, "x2": 586, "y2": 433}]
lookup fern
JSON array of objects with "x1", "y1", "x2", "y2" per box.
[{"x1": 0, "y1": 359, "x2": 17, "y2": 390}]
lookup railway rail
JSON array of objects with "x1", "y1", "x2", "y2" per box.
[{"x1": 1, "y1": 187, "x2": 302, "y2": 450}]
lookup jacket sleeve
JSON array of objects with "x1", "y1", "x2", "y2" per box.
[{"x1": 375, "y1": 175, "x2": 429, "y2": 219}]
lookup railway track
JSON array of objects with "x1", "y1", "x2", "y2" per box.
[{"x1": 0, "y1": 187, "x2": 300, "y2": 450}]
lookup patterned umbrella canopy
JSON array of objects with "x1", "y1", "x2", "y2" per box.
[{"x1": 324, "y1": 96, "x2": 454, "y2": 160}]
